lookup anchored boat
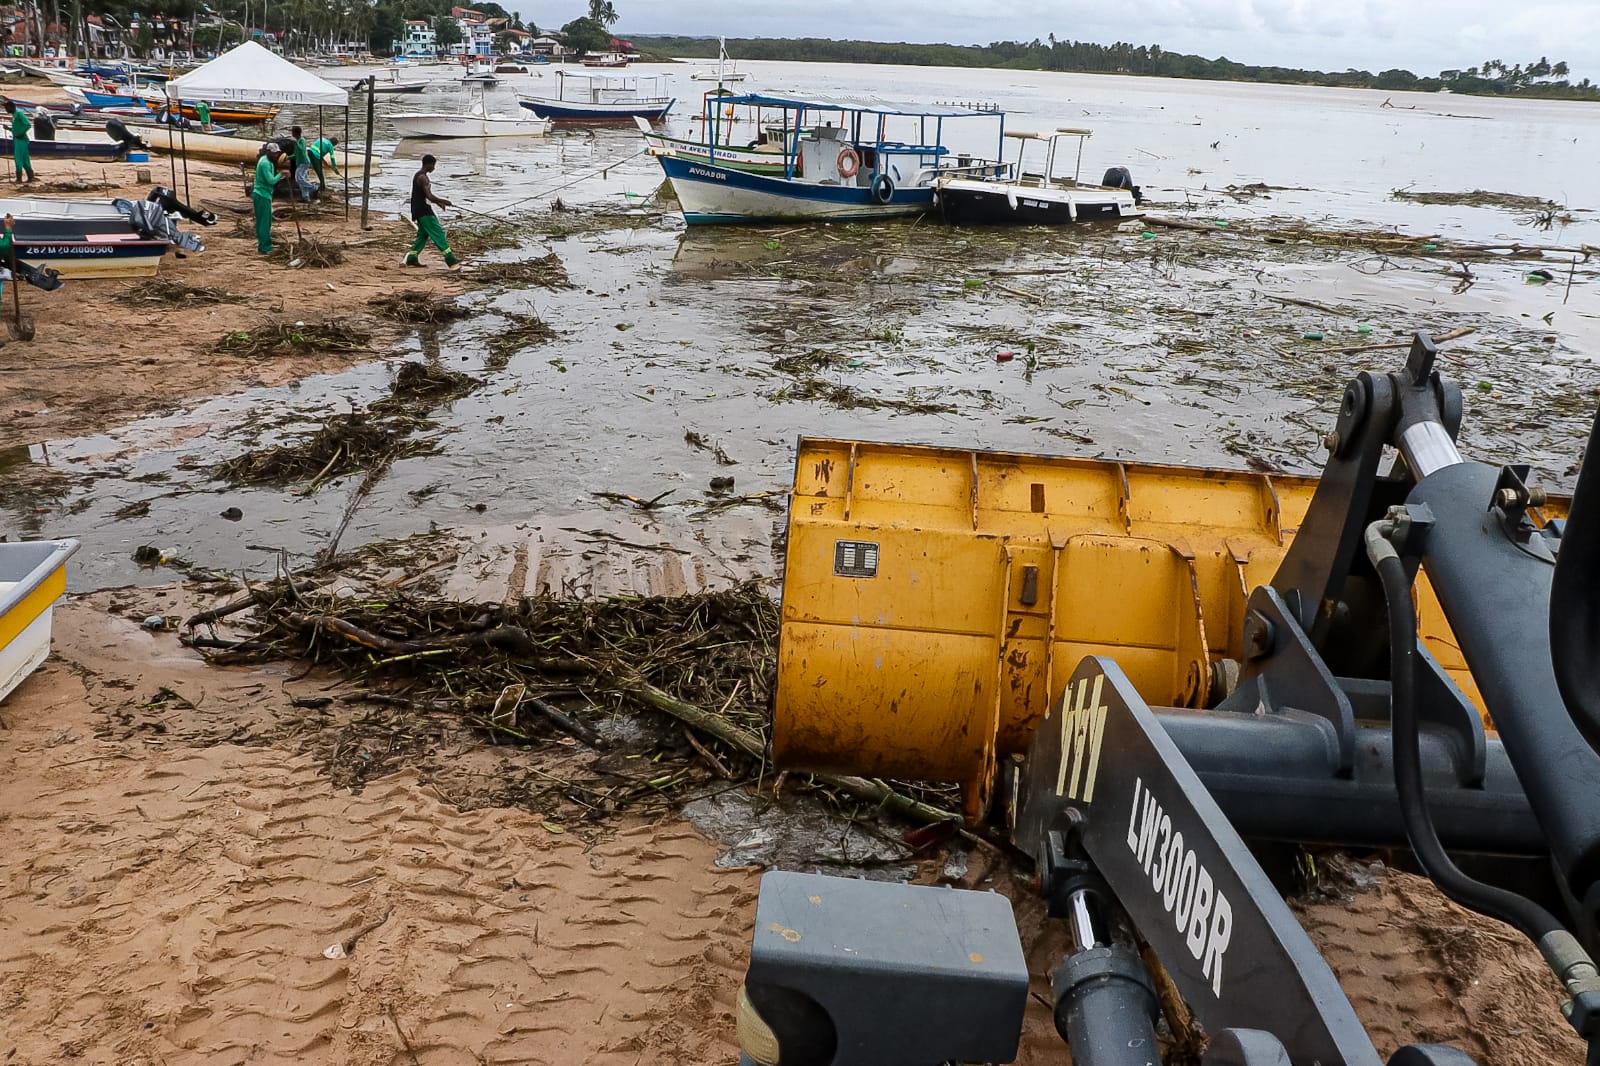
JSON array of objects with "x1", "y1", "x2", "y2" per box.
[
  {"x1": 653, "y1": 92, "x2": 1007, "y2": 225},
  {"x1": 392, "y1": 91, "x2": 547, "y2": 139},
  {"x1": 517, "y1": 71, "x2": 673, "y2": 122},
  {"x1": 937, "y1": 128, "x2": 1143, "y2": 225}
]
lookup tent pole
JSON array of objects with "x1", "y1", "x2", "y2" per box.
[
  {"x1": 359, "y1": 74, "x2": 374, "y2": 229},
  {"x1": 167, "y1": 110, "x2": 177, "y2": 188},
  {"x1": 178, "y1": 97, "x2": 190, "y2": 203},
  {"x1": 343, "y1": 103, "x2": 350, "y2": 221}
]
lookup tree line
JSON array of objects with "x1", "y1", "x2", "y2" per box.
[{"x1": 632, "y1": 35, "x2": 1600, "y2": 100}]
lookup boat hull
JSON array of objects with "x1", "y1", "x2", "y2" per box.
[
  {"x1": 518, "y1": 96, "x2": 673, "y2": 122},
  {"x1": 0, "y1": 539, "x2": 78, "y2": 704},
  {"x1": 391, "y1": 113, "x2": 547, "y2": 138},
  {"x1": 937, "y1": 179, "x2": 1142, "y2": 226},
  {"x1": 0, "y1": 136, "x2": 124, "y2": 160},
  {"x1": 641, "y1": 132, "x2": 787, "y2": 176},
  {"x1": 16, "y1": 235, "x2": 168, "y2": 279},
  {"x1": 658, "y1": 154, "x2": 931, "y2": 225},
  {"x1": 0, "y1": 195, "x2": 126, "y2": 221}
]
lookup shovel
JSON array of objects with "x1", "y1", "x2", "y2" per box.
[{"x1": 7, "y1": 245, "x2": 32, "y2": 342}]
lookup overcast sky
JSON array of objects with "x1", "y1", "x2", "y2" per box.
[{"x1": 521, "y1": 0, "x2": 1600, "y2": 79}]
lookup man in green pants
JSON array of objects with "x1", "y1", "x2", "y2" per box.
[
  {"x1": 311, "y1": 134, "x2": 338, "y2": 191},
  {"x1": 252, "y1": 144, "x2": 284, "y2": 254},
  {"x1": 5, "y1": 100, "x2": 34, "y2": 183},
  {"x1": 405, "y1": 154, "x2": 459, "y2": 268}
]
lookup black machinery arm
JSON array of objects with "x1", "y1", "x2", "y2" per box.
[{"x1": 1551, "y1": 406, "x2": 1600, "y2": 756}]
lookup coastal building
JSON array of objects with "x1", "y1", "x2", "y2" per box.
[{"x1": 397, "y1": 19, "x2": 436, "y2": 57}]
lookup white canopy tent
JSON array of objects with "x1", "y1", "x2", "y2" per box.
[
  {"x1": 164, "y1": 41, "x2": 372, "y2": 222},
  {"x1": 169, "y1": 41, "x2": 348, "y2": 107}
]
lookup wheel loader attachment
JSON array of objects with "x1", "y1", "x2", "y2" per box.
[
  {"x1": 774, "y1": 438, "x2": 1517, "y2": 819},
  {"x1": 1016, "y1": 655, "x2": 1384, "y2": 1066}
]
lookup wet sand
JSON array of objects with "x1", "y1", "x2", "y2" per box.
[{"x1": 1, "y1": 157, "x2": 463, "y2": 444}]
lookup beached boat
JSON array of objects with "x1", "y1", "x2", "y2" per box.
[
  {"x1": 137, "y1": 128, "x2": 376, "y2": 174},
  {"x1": 936, "y1": 128, "x2": 1143, "y2": 226},
  {"x1": 392, "y1": 93, "x2": 547, "y2": 138},
  {"x1": 654, "y1": 92, "x2": 1006, "y2": 225},
  {"x1": 635, "y1": 115, "x2": 789, "y2": 175},
  {"x1": 0, "y1": 195, "x2": 126, "y2": 221},
  {"x1": 0, "y1": 132, "x2": 128, "y2": 160},
  {"x1": 494, "y1": 62, "x2": 534, "y2": 75},
  {"x1": 518, "y1": 70, "x2": 673, "y2": 122},
  {"x1": 0, "y1": 539, "x2": 79, "y2": 704},
  {"x1": 580, "y1": 52, "x2": 631, "y2": 68},
  {"x1": 24, "y1": 63, "x2": 92, "y2": 88},
  {"x1": 14, "y1": 233, "x2": 170, "y2": 278},
  {"x1": 146, "y1": 98, "x2": 277, "y2": 124}
]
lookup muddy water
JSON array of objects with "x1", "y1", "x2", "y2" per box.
[{"x1": 5, "y1": 64, "x2": 1599, "y2": 590}]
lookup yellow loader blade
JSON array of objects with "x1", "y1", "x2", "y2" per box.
[{"x1": 774, "y1": 438, "x2": 1560, "y2": 820}]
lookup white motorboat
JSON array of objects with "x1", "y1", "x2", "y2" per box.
[
  {"x1": 936, "y1": 128, "x2": 1143, "y2": 226},
  {"x1": 688, "y1": 37, "x2": 749, "y2": 83},
  {"x1": 0, "y1": 195, "x2": 125, "y2": 221},
  {"x1": 391, "y1": 93, "x2": 547, "y2": 139}
]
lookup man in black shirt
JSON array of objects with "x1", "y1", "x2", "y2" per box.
[{"x1": 404, "y1": 154, "x2": 459, "y2": 268}]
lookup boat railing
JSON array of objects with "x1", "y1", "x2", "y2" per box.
[{"x1": 934, "y1": 158, "x2": 1013, "y2": 181}]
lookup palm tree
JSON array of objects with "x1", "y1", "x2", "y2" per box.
[{"x1": 587, "y1": 0, "x2": 618, "y2": 27}]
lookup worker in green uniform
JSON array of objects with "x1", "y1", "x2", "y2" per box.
[
  {"x1": 0, "y1": 212, "x2": 13, "y2": 342},
  {"x1": 5, "y1": 100, "x2": 34, "y2": 183},
  {"x1": 289, "y1": 124, "x2": 316, "y2": 201},
  {"x1": 404, "y1": 154, "x2": 459, "y2": 268},
  {"x1": 252, "y1": 144, "x2": 284, "y2": 254},
  {"x1": 311, "y1": 134, "x2": 338, "y2": 190},
  {"x1": 196, "y1": 100, "x2": 211, "y2": 130}
]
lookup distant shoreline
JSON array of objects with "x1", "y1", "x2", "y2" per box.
[{"x1": 633, "y1": 35, "x2": 1600, "y2": 102}]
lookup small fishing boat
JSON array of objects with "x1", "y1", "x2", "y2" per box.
[
  {"x1": 494, "y1": 62, "x2": 534, "y2": 75},
  {"x1": 461, "y1": 62, "x2": 499, "y2": 86},
  {"x1": 937, "y1": 128, "x2": 1142, "y2": 226},
  {"x1": 140, "y1": 127, "x2": 377, "y2": 174},
  {"x1": 0, "y1": 539, "x2": 79, "y2": 704},
  {"x1": 392, "y1": 92, "x2": 547, "y2": 138},
  {"x1": 688, "y1": 37, "x2": 749, "y2": 83},
  {"x1": 23, "y1": 63, "x2": 92, "y2": 88},
  {"x1": 0, "y1": 194, "x2": 126, "y2": 221},
  {"x1": 635, "y1": 115, "x2": 789, "y2": 175},
  {"x1": 518, "y1": 70, "x2": 673, "y2": 122},
  {"x1": 14, "y1": 232, "x2": 170, "y2": 278},
  {"x1": 0, "y1": 132, "x2": 129, "y2": 159},
  {"x1": 580, "y1": 52, "x2": 631, "y2": 68},
  {"x1": 654, "y1": 92, "x2": 1006, "y2": 225}
]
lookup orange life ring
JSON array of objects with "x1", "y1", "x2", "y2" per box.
[{"x1": 837, "y1": 146, "x2": 860, "y2": 179}]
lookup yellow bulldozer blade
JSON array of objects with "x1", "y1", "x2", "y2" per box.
[{"x1": 774, "y1": 438, "x2": 1564, "y2": 821}]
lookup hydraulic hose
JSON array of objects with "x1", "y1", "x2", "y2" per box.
[
  {"x1": 1366, "y1": 519, "x2": 1566, "y2": 943},
  {"x1": 1552, "y1": 407, "x2": 1600, "y2": 754}
]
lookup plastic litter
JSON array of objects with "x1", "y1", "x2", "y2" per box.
[
  {"x1": 1302, "y1": 331, "x2": 1325, "y2": 341},
  {"x1": 995, "y1": 350, "x2": 1015, "y2": 363}
]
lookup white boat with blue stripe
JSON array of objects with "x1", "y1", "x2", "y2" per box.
[{"x1": 654, "y1": 92, "x2": 1008, "y2": 225}]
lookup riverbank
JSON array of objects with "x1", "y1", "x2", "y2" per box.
[{"x1": 0, "y1": 158, "x2": 462, "y2": 444}]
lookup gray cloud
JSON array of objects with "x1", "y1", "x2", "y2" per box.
[{"x1": 522, "y1": 0, "x2": 1600, "y2": 78}]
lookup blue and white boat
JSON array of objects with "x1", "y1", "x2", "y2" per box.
[
  {"x1": 652, "y1": 93, "x2": 1007, "y2": 225},
  {"x1": 517, "y1": 70, "x2": 673, "y2": 123}
]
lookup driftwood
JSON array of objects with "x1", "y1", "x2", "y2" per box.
[
  {"x1": 621, "y1": 676, "x2": 956, "y2": 825},
  {"x1": 285, "y1": 611, "x2": 540, "y2": 658},
  {"x1": 184, "y1": 578, "x2": 322, "y2": 628}
]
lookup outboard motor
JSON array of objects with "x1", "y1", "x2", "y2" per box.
[
  {"x1": 1102, "y1": 166, "x2": 1143, "y2": 206},
  {"x1": 32, "y1": 111, "x2": 55, "y2": 140},
  {"x1": 105, "y1": 117, "x2": 145, "y2": 150}
]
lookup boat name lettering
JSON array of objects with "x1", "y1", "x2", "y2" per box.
[{"x1": 686, "y1": 166, "x2": 727, "y2": 181}]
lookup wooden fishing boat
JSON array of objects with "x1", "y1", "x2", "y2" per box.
[
  {"x1": 518, "y1": 71, "x2": 672, "y2": 122},
  {"x1": 655, "y1": 92, "x2": 1006, "y2": 225},
  {"x1": 0, "y1": 539, "x2": 79, "y2": 704},
  {"x1": 635, "y1": 116, "x2": 788, "y2": 175},
  {"x1": 0, "y1": 133, "x2": 127, "y2": 160},
  {"x1": 15, "y1": 233, "x2": 169, "y2": 278},
  {"x1": 141, "y1": 128, "x2": 377, "y2": 175},
  {"x1": 146, "y1": 98, "x2": 278, "y2": 124},
  {"x1": 0, "y1": 195, "x2": 126, "y2": 222}
]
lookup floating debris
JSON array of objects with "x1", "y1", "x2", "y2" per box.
[
  {"x1": 212, "y1": 410, "x2": 434, "y2": 486},
  {"x1": 484, "y1": 314, "x2": 558, "y2": 366},
  {"x1": 470, "y1": 251, "x2": 572, "y2": 288},
  {"x1": 366, "y1": 289, "x2": 472, "y2": 324},
  {"x1": 371, "y1": 361, "x2": 482, "y2": 412}
]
